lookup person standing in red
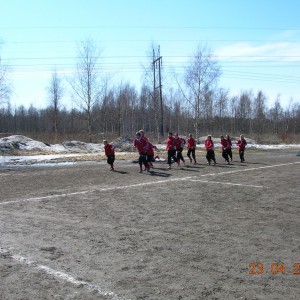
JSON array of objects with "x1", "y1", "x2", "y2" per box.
[
  {"x1": 237, "y1": 134, "x2": 247, "y2": 162},
  {"x1": 220, "y1": 135, "x2": 230, "y2": 164},
  {"x1": 134, "y1": 131, "x2": 149, "y2": 173},
  {"x1": 226, "y1": 134, "x2": 233, "y2": 161},
  {"x1": 103, "y1": 140, "x2": 115, "y2": 171},
  {"x1": 174, "y1": 133, "x2": 186, "y2": 166},
  {"x1": 187, "y1": 133, "x2": 197, "y2": 164},
  {"x1": 166, "y1": 132, "x2": 178, "y2": 169},
  {"x1": 205, "y1": 135, "x2": 216, "y2": 165},
  {"x1": 146, "y1": 142, "x2": 158, "y2": 169},
  {"x1": 139, "y1": 129, "x2": 158, "y2": 169}
]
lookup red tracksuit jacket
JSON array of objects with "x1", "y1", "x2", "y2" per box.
[
  {"x1": 187, "y1": 137, "x2": 196, "y2": 149},
  {"x1": 220, "y1": 139, "x2": 229, "y2": 151},
  {"x1": 205, "y1": 139, "x2": 214, "y2": 151},
  {"x1": 134, "y1": 137, "x2": 149, "y2": 154},
  {"x1": 237, "y1": 139, "x2": 247, "y2": 151},
  {"x1": 166, "y1": 137, "x2": 176, "y2": 151},
  {"x1": 104, "y1": 144, "x2": 115, "y2": 156}
]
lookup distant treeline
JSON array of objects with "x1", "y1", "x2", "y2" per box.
[
  {"x1": 1, "y1": 86, "x2": 299, "y2": 144},
  {"x1": 1, "y1": 42, "x2": 299, "y2": 144}
]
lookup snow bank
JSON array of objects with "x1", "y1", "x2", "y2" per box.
[
  {"x1": 0, "y1": 135, "x2": 51, "y2": 152},
  {"x1": 0, "y1": 135, "x2": 102, "y2": 153},
  {"x1": 0, "y1": 135, "x2": 299, "y2": 166}
]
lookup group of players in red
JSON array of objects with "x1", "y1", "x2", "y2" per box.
[
  {"x1": 204, "y1": 134, "x2": 247, "y2": 165},
  {"x1": 103, "y1": 130, "x2": 247, "y2": 172}
]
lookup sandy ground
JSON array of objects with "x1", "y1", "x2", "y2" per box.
[{"x1": 0, "y1": 151, "x2": 299, "y2": 300}]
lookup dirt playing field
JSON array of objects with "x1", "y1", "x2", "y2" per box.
[{"x1": 0, "y1": 150, "x2": 299, "y2": 300}]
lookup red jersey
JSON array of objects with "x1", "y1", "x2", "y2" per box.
[
  {"x1": 205, "y1": 139, "x2": 214, "y2": 151},
  {"x1": 187, "y1": 137, "x2": 196, "y2": 149},
  {"x1": 226, "y1": 137, "x2": 232, "y2": 148},
  {"x1": 166, "y1": 136, "x2": 176, "y2": 151},
  {"x1": 220, "y1": 138, "x2": 228, "y2": 151},
  {"x1": 147, "y1": 142, "x2": 157, "y2": 156},
  {"x1": 174, "y1": 137, "x2": 184, "y2": 150},
  {"x1": 134, "y1": 137, "x2": 149, "y2": 154},
  {"x1": 179, "y1": 137, "x2": 186, "y2": 148},
  {"x1": 104, "y1": 144, "x2": 115, "y2": 156},
  {"x1": 237, "y1": 138, "x2": 247, "y2": 151}
]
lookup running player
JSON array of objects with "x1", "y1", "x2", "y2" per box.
[{"x1": 187, "y1": 133, "x2": 197, "y2": 164}]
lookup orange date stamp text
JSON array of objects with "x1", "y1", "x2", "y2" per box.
[{"x1": 248, "y1": 262, "x2": 300, "y2": 275}]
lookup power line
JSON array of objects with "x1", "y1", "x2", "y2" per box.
[
  {"x1": 5, "y1": 39, "x2": 300, "y2": 44},
  {"x1": 2, "y1": 55, "x2": 300, "y2": 61},
  {"x1": 1, "y1": 25, "x2": 300, "y2": 30}
]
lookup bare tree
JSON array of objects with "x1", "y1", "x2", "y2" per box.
[
  {"x1": 236, "y1": 90, "x2": 253, "y2": 133},
  {"x1": 47, "y1": 71, "x2": 63, "y2": 143},
  {"x1": 215, "y1": 88, "x2": 229, "y2": 118},
  {"x1": 179, "y1": 45, "x2": 221, "y2": 139},
  {"x1": 269, "y1": 95, "x2": 284, "y2": 134},
  {"x1": 139, "y1": 85, "x2": 151, "y2": 131},
  {"x1": 214, "y1": 88, "x2": 229, "y2": 133},
  {"x1": 115, "y1": 83, "x2": 138, "y2": 136},
  {"x1": 0, "y1": 55, "x2": 11, "y2": 107},
  {"x1": 289, "y1": 100, "x2": 300, "y2": 141},
  {"x1": 68, "y1": 39, "x2": 104, "y2": 142},
  {"x1": 253, "y1": 90, "x2": 267, "y2": 137},
  {"x1": 229, "y1": 95, "x2": 238, "y2": 134}
]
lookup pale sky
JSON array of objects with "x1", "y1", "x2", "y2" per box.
[{"x1": 1, "y1": 0, "x2": 299, "y2": 109}]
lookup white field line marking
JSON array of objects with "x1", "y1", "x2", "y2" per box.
[
  {"x1": 0, "y1": 248, "x2": 127, "y2": 300},
  {"x1": 0, "y1": 177, "x2": 193, "y2": 206},
  {"x1": 202, "y1": 161, "x2": 300, "y2": 177},
  {"x1": 0, "y1": 161, "x2": 299, "y2": 206},
  {"x1": 190, "y1": 179, "x2": 263, "y2": 188},
  {"x1": 0, "y1": 191, "x2": 89, "y2": 205}
]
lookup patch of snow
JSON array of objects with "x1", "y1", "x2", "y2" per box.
[
  {"x1": 0, "y1": 135, "x2": 299, "y2": 166},
  {"x1": 0, "y1": 135, "x2": 51, "y2": 152}
]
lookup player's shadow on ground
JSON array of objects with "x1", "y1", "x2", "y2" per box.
[
  {"x1": 179, "y1": 166, "x2": 205, "y2": 172},
  {"x1": 147, "y1": 170, "x2": 172, "y2": 177},
  {"x1": 215, "y1": 164, "x2": 235, "y2": 168},
  {"x1": 184, "y1": 164, "x2": 205, "y2": 169},
  {"x1": 245, "y1": 161, "x2": 268, "y2": 165},
  {"x1": 112, "y1": 170, "x2": 129, "y2": 174},
  {"x1": 150, "y1": 166, "x2": 169, "y2": 171}
]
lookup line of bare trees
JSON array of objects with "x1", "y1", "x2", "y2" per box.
[
  {"x1": 1, "y1": 40, "x2": 300, "y2": 143},
  {"x1": 1, "y1": 86, "x2": 299, "y2": 143}
]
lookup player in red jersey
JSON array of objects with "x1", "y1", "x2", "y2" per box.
[
  {"x1": 237, "y1": 135, "x2": 247, "y2": 162},
  {"x1": 187, "y1": 133, "x2": 197, "y2": 164},
  {"x1": 166, "y1": 132, "x2": 178, "y2": 169},
  {"x1": 103, "y1": 140, "x2": 115, "y2": 171},
  {"x1": 174, "y1": 133, "x2": 186, "y2": 165},
  {"x1": 147, "y1": 142, "x2": 158, "y2": 168},
  {"x1": 204, "y1": 135, "x2": 216, "y2": 165},
  {"x1": 226, "y1": 134, "x2": 233, "y2": 161},
  {"x1": 134, "y1": 131, "x2": 150, "y2": 173},
  {"x1": 220, "y1": 135, "x2": 230, "y2": 164}
]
